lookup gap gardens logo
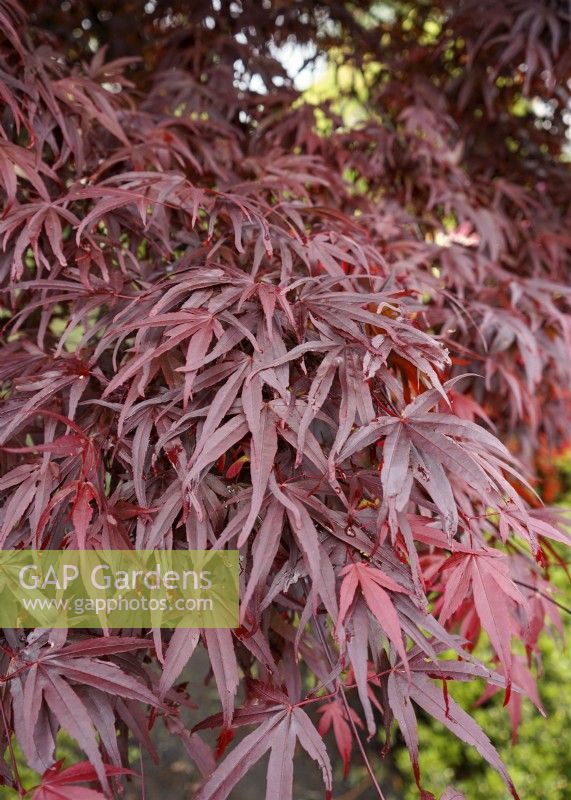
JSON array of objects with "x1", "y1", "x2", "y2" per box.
[{"x1": 0, "y1": 550, "x2": 239, "y2": 629}]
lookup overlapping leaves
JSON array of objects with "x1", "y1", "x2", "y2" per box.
[{"x1": 0, "y1": 1, "x2": 569, "y2": 799}]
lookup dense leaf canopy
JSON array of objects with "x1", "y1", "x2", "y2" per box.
[{"x1": 0, "y1": 1, "x2": 570, "y2": 798}]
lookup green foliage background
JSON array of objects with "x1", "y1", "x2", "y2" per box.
[
  {"x1": 395, "y1": 598, "x2": 570, "y2": 800},
  {"x1": 393, "y1": 461, "x2": 571, "y2": 800}
]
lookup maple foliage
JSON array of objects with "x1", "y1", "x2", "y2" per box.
[
  {"x1": 30, "y1": 761, "x2": 135, "y2": 800},
  {"x1": 0, "y1": 0, "x2": 570, "y2": 798}
]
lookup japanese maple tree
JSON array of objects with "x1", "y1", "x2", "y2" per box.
[{"x1": 0, "y1": 0, "x2": 570, "y2": 798}]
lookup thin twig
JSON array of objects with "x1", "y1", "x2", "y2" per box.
[
  {"x1": 514, "y1": 579, "x2": 571, "y2": 616},
  {"x1": 309, "y1": 607, "x2": 387, "y2": 800},
  {"x1": 338, "y1": 774, "x2": 376, "y2": 800},
  {"x1": 139, "y1": 748, "x2": 146, "y2": 800}
]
